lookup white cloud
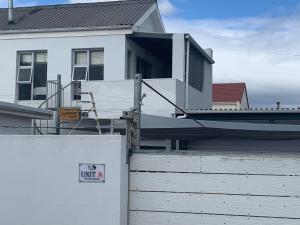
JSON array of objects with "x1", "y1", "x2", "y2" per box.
[
  {"x1": 164, "y1": 14, "x2": 300, "y2": 107},
  {"x1": 158, "y1": 0, "x2": 177, "y2": 16}
]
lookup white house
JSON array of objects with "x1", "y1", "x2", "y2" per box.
[{"x1": 0, "y1": 0, "x2": 214, "y2": 119}]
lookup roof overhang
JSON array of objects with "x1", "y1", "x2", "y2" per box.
[{"x1": 128, "y1": 32, "x2": 215, "y2": 64}]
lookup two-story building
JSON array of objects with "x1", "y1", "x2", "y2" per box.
[{"x1": 0, "y1": 0, "x2": 214, "y2": 119}]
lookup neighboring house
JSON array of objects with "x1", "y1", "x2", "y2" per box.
[
  {"x1": 212, "y1": 83, "x2": 249, "y2": 110},
  {"x1": 0, "y1": 101, "x2": 52, "y2": 134},
  {"x1": 0, "y1": 0, "x2": 214, "y2": 118}
]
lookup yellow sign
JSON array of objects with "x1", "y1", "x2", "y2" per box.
[{"x1": 60, "y1": 108, "x2": 81, "y2": 121}]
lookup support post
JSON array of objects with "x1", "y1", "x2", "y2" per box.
[
  {"x1": 55, "y1": 74, "x2": 62, "y2": 135},
  {"x1": 133, "y1": 74, "x2": 142, "y2": 150},
  {"x1": 185, "y1": 36, "x2": 190, "y2": 109}
]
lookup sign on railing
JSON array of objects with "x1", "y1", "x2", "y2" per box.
[{"x1": 60, "y1": 107, "x2": 81, "y2": 121}]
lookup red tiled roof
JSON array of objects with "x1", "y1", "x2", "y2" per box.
[{"x1": 213, "y1": 83, "x2": 247, "y2": 103}]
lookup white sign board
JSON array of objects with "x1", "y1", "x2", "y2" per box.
[{"x1": 79, "y1": 164, "x2": 105, "y2": 183}]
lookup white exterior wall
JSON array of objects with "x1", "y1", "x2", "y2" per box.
[
  {"x1": 213, "y1": 101, "x2": 240, "y2": 110},
  {"x1": 172, "y1": 34, "x2": 185, "y2": 82},
  {"x1": 0, "y1": 135, "x2": 128, "y2": 225},
  {"x1": 129, "y1": 153, "x2": 300, "y2": 225},
  {"x1": 241, "y1": 89, "x2": 249, "y2": 109},
  {"x1": 0, "y1": 31, "x2": 128, "y2": 105}
]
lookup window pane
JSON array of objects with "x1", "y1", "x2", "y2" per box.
[
  {"x1": 73, "y1": 67, "x2": 87, "y2": 80},
  {"x1": 18, "y1": 68, "x2": 32, "y2": 82},
  {"x1": 90, "y1": 51, "x2": 104, "y2": 65},
  {"x1": 89, "y1": 65, "x2": 104, "y2": 80},
  {"x1": 20, "y1": 53, "x2": 32, "y2": 66},
  {"x1": 18, "y1": 84, "x2": 31, "y2": 100},
  {"x1": 75, "y1": 51, "x2": 87, "y2": 65},
  {"x1": 35, "y1": 52, "x2": 47, "y2": 63},
  {"x1": 33, "y1": 63, "x2": 47, "y2": 87}
]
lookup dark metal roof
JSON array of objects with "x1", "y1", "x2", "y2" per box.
[
  {"x1": 176, "y1": 109, "x2": 300, "y2": 125},
  {"x1": 0, "y1": 0, "x2": 155, "y2": 32}
]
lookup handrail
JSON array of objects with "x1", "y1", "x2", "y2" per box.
[{"x1": 38, "y1": 82, "x2": 72, "y2": 109}]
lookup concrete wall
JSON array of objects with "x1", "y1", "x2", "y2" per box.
[
  {"x1": 0, "y1": 135, "x2": 128, "y2": 225},
  {"x1": 0, "y1": 31, "x2": 127, "y2": 104},
  {"x1": 0, "y1": 114, "x2": 32, "y2": 134},
  {"x1": 80, "y1": 79, "x2": 206, "y2": 118}
]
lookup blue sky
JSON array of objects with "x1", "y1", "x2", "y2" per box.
[
  {"x1": 1, "y1": 0, "x2": 300, "y2": 107},
  {"x1": 172, "y1": 0, "x2": 300, "y2": 19}
]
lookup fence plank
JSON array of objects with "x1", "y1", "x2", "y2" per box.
[
  {"x1": 130, "y1": 191, "x2": 300, "y2": 219},
  {"x1": 130, "y1": 172, "x2": 300, "y2": 197},
  {"x1": 131, "y1": 154, "x2": 300, "y2": 175},
  {"x1": 130, "y1": 211, "x2": 300, "y2": 225}
]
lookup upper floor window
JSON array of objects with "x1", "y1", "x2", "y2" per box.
[
  {"x1": 17, "y1": 51, "x2": 47, "y2": 100},
  {"x1": 72, "y1": 49, "x2": 104, "y2": 81}
]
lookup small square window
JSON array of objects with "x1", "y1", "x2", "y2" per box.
[
  {"x1": 75, "y1": 51, "x2": 88, "y2": 65},
  {"x1": 20, "y1": 53, "x2": 32, "y2": 66},
  {"x1": 73, "y1": 67, "x2": 88, "y2": 81},
  {"x1": 90, "y1": 51, "x2": 104, "y2": 65},
  {"x1": 35, "y1": 52, "x2": 47, "y2": 63},
  {"x1": 18, "y1": 68, "x2": 32, "y2": 83}
]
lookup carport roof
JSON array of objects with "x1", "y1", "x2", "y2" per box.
[{"x1": 0, "y1": 101, "x2": 53, "y2": 120}]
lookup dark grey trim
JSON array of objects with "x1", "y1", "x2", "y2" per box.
[{"x1": 128, "y1": 32, "x2": 173, "y2": 39}]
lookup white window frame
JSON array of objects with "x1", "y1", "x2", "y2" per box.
[
  {"x1": 16, "y1": 51, "x2": 48, "y2": 101},
  {"x1": 72, "y1": 49, "x2": 104, "y2": 81},
  {"x1": 17, "y1": 52, "x2": 34, "y2": 84}
]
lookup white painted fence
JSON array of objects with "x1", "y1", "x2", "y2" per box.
[{"x1": 129, "y1": 153, "x2": 300, "y2": 225}]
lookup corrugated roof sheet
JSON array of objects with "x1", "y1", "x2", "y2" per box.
[
  {"x1": 213, "y1": 83, "x2": 247, "y2": 103},
  {"x1": 0, "y1": 0, "x2": 155, "y2": 31}
]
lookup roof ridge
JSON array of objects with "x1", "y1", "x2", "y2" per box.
[{"x1": 0, "y1": 0, "x2": 155, "y2": 11}]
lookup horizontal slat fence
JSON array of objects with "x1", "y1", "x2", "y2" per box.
[{"x1": 129, "y1": 153, "x2": 300, "y2": 225}]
